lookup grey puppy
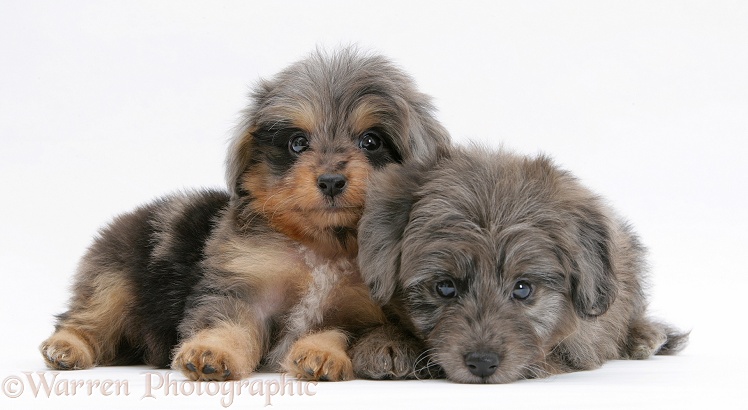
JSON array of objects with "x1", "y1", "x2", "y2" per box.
[{"x1": 351, "y1": 145, "x2": 688, "y2": 383}]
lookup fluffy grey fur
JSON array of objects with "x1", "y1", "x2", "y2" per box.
[{"x1": 351, "y1": 145, "x2": 688, "y2": 383}]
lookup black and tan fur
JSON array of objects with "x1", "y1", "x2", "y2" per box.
[
  {"x1": 40, "y1": 48, "x2": 451, "y2": 381},
  {"x1": 351, "y1": 145, "x2": 688, "y2": 383}
]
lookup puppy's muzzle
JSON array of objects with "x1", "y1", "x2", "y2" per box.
[
  {"x1": 464, "y1": 352, "x2": 499, "y2": 378},
  {"x1": 317, "y1": 174, "x2": 347, "y2": 198}
]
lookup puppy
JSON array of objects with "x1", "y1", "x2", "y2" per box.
[
  {"x1": 351, "y1": 145, "x2": 688, "y2": 383},
  {"x1": 39, "y1": 47, "x2": 450, "y2": 381}
]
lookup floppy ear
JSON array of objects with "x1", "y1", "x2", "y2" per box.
[
  {"x1": 225, "y1": 128, "x2": 255, "y2": 198},
  {"x1": 402, "y1": 92, "x2": 452, "y2": 163},
  {"x1": 358, "y1": 164, "x2": 422, "y2": 304},
  {"x1": 569, "y1": 203, "x2": 618, "y2": 318},
  {"x1": 225, "y1": 80, "x2": 273, "y2": 198}
]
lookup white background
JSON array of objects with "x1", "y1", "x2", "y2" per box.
[{"x1": 1, "y1": 1, "x2": 746, "y2": 409}]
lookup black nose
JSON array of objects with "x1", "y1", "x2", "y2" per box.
[
  {"x1": 317, "y1": 174, "x2": 347, "y2": 198},
  {"x1": 464, "y1": 352, "x2": 499, "y2": 378}
]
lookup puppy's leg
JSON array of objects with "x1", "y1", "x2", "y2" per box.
[
  {"x1": 624, "y1": 317, "x2": 690, "y2": 360},
  {"x1": 283, "y1": 329, "x2": 354, "y2": 381},
  {"x1": 655, "y1": 324, "x2": 690, "y2": 355},
  {"x1": 172, "y1": 321, "x2": 264, "y2": 381},
  {"x1": 40, "y1": 270, "x2": 132, "y2": 370},
  {"x1": 624, "y1": 318, "x2": 670, "y2": 360},
  {"x1": 350, "y1": 323, "x2": 429, "y2": 380},
  {"x1": 173, "y1": 295, "x2": 268, "y2": 381}
]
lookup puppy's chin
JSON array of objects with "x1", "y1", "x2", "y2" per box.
[
  {"x1": 264, "y1": 204, "x2": 361, "y2": 231},
  {"x1": 304, "y1": 205, "x2": 363, "y2": 230}
]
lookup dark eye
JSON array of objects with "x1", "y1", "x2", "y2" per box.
[
  {"x1": 359, "y1": 131, "x2": 382, "y2": 152},
  {"x1": 435, "y1": 280, "x2": 458, "y2": 298},
  {"x1": 511, "y1": 280, "x2": 532, "y2": 300},
  {"x1": 289, "y1": 134, "x2": 309, "y2": 154}
]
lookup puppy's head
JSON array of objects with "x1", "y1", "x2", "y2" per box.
[
  {"x1": 227, "y1": 47, "x2": 449, "y2": 257},
  {"x1": 359, "y1": 147, "x2": 618, "y2": 383}
]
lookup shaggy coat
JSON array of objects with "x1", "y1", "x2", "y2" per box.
[
  {"x1": 351, "y1": 146, "x2": 687, "y2": 383},
  {"x1": 40, "y1": 48, "x2": 450, "y2": 381}
]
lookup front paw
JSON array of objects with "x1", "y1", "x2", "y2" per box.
[
  {"x1": 284, "y1": 332, "x2": 353, "y2": 381},
  {"x1": 40, "y1": 329, "x2": 95, "y2": 370},
  {"x1": 172, "y1": 339, "x2": 245, "y2": 381},
  {"x1": 350, "y1": 324, "x2": 426, "y2": 379}
]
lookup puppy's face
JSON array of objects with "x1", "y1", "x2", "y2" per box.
[
  {"x1": 227, "y1": 49, "x2": 450, "y2": 256},
  {"x1": 359, "y1": 148, "x2": 617, "y2": 383},
  {"x1": 241, "y1": 95, "x2": 400, "y2": 238}
]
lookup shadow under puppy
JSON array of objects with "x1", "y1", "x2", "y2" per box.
[
  {"x1": 351, "y1": 145, "x2": 688, "y2": 383},
  {"x1": 39, "y1": 48, "x2": 450, "y2": 381}
]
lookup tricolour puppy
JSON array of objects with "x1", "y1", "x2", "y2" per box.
[
  {"x1": 39, "y1": 48, "x2": 450, "y2": 381},
  {"x1": 351, "y1": 145, "x2": 688, "y2": 383}
]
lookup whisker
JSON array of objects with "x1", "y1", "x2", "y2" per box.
[
  {"x1": 413, "y1": 348, "x2": 440, "y2": 380},
  {"x1": 519, "y1": 362, "x2": 550, "y2": 380}
]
